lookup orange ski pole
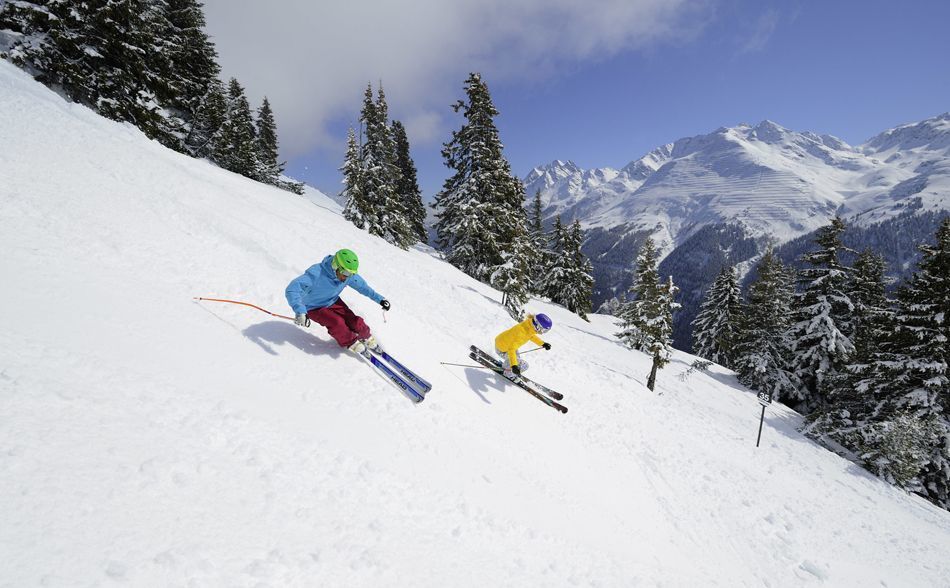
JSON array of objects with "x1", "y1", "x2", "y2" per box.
[{"x1": 194, "y1": 297, "x2": 295, "y2": 321}]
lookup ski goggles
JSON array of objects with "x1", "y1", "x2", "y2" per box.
[{"x1": 331, "y1": 260, "x2": 355, "y2": 277}]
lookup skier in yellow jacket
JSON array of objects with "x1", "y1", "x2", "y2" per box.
[{"x1": 494, "y1": 313, "x2": 553, "y2": 380}]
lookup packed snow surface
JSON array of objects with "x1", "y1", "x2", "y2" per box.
[{"x1": 2, "y1": 60, "x2": 949, "y2": 586}]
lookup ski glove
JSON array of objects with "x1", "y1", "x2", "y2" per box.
[
  {"x1": 511, "y1": 364, "x2": 522, "y2": 375},
  {"x1": 295, "y1": 313, "x2": 310, "y2": 327},
  {"x1": 542, "y1": 342, "x2": 552, "y2": 350},
  {"x1": 380, "y1": 299, "x2": 391, "y2": 311}
]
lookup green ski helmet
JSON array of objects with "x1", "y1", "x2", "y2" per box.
[{"x1": 331, "y1": 248, "x2": 359, "y2": 276}]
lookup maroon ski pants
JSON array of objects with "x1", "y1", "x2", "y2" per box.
[{"x1": 307, "y1": 298, "x2": 371, "y2": 348}]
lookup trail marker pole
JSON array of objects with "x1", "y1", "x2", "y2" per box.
[{"x1": 756, "y1": 390, "x2": 772, "y2": 447}]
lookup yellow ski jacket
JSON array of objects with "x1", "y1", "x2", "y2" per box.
[{"x1": 494, "y1": 315, "x2": 545, "y2": 366}]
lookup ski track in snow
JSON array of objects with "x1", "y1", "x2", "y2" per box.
[{"x1": 2, "y1": 60, "x2": 950, "y2": 586}]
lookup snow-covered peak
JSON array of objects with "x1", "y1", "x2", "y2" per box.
[
  {"x1": 524, "y1": 159, "x2": 583, "y2": 184},
  {"x1": 621, "y1": 143, "x2": 673, "y2": 181},
  {"x1": 863, "y1": 112, "x2": 950, "y2": 155},
  {"x1": 749, "y1": 119, "x2": 790, "y2": 144},
  {"x1": 527, "y1": 114, "x2": 950, "y2": 259}
]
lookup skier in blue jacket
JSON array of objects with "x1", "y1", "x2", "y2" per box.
[{"x1": 286, "y1": 248, "x2": 390, "y2": 354}]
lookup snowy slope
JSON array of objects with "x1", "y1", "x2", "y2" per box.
[
  {"x1": 526, "y1": 117, "x2": 950, "y2": 256},
  {"x1": 2, "y1": 60, "x2": 950, "y2": 587}
]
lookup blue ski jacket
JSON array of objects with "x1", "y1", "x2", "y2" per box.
[{"x1": 285, "y1": 255, "x2": 385, "y2": 314}]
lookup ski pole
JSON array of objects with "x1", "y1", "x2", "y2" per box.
[
  {"x1": 194, "y1": 297, "x2": 295, "y2": 321},
  {"x1": 440, "y1": 361, "x2": 491, "y2": 369}
]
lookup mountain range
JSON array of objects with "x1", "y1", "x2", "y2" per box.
[{"x1": 523, "y1": 114, "x2": 950, "y2": 349}]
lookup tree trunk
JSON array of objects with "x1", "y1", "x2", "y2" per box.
[{"x1": 646, "y1": 353, "x2": 660, "y2": 391}]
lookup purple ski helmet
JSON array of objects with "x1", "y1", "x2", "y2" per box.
[{"x1": 532, "y1": 313, "x2": 553, "y2": 333}]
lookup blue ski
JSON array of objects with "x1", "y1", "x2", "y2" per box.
[
  {"x1": 375, "y1": 351, "x2": 432, "y2": 394},
  {"x1": 359, "y1": 352, "x2": 425, "y2": 403}
]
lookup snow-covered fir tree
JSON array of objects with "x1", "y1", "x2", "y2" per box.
[
  {"x1": 490, "y1": 224, "x2": 535, "y2": 320},
  {"x1": 342, "y1": 84, "x2": 414, "y2": 248},
  {"x1": 616, "y1": 236, "x2": 682, "y2": 387},
  {"x1": 371, "y1": 85, "x2": 414, "y2": 248},
  {"x1": 554, "y1": 220, "x2": 594, "y2": 320},
  {"x1": 865, "y1": 414, "x2": 943, "y2": 491},
  {"x1": 0, "y1": 0, "x2": 60, "y2": 70},
  {"x1": 391, "y1": 120, "x2": 426, "y2": 244},
  {"x1": 346, "y1": 84, "x2": 387, "y2": 237},
  {"x1": 786, "y1": 216, "x2": 856, "y2": 413},
  {"x1": 804, "y1": 250, "x2": 893, "y2": 457},
  {"x1": 691, "y1": 264, "x2": 741, "y2": 368},
  {"x1": 185, "y1": 77, "x2": 228, "y2": 159},
  {"x1": 216, "y1": 78, "x2": 260, "y2": 179},
  {"x1": 162, "y1": 0, "x2": 219, "y2": 116},
  {"x1": 154, "y1": 0, "x2": 219, "y2": 149},
  {"x1": 433, "y1": 72, "x2": 525, "y2": 280},
  {"x1": 341, "y1": 127, "x2": 370, "y2": 226},
  {"x1": 616, "y1": 237, "x2": 660, "y2": 352},
  {"x1": 733, "y1": 247, "x2": 801, "y2": 403},
  {"x1": 254, "y1": 97, "x2": 282, "y2": 185},
  {"x1": 885, "y1": 218, "x2": 950, "y2": 508},
  {"x1": 645, "y1": 275, "x2": 681, "y2": 391},
  {"x1": 527, "y1": 190, "x2": 549, "y2": 296},
  {"x1": 538, "y1": 215, "x2": 566, "y2": 300}
]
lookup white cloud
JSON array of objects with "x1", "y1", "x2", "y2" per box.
[
  {"x1": 738, "y1": 8, "x2": 780, "y2": 54},
  {"x1": 202, "y1": 0, "x2": 710, "y2": 157},
  {"x1": 402, "y1": 110, "x2": 444, "y2": 146}
]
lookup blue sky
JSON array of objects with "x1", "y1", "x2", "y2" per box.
[{"x1": 205, "y1": 0, "x2": 950, "y2": 201}]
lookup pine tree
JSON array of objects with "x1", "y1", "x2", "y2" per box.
[
  {"x1": 162, "y1": 0, "x2": 219, "y2": 125},
  {"x1": 391, "y1": 120, "x2": 426, "y2": 243},
  {"x1": 77, "y1": 1, "x2": 170, "y2": 143},
  {"x1": 616, "y1": 236, "x2": 679, "y2": 383},
  {"x1": 490, "y1": 224, "x2": 535, "y2": 320},
  {"x1": 341, "y1": 127, "x2": 372, "y2": 228},
  {"x1": 186, "y1": 77, "x2": 228, "y2": 159},
  {"x1": 0, "y1": 1, "x2": 55, "y2": 67},
  {"x1": 347, "y1": 83, "x2": 412, "y2": 246},
  {"x1": 805, "y1": 250, "x2": 893, "y2": 454},
  {"x1": 539, "y1": 215, "x2": 567, "y2": 300},
  {"x1": 691, "y1": 265, "x2": 742, "y2": 368},
  {"x1": 360, "y1": 83, "x2": 393, "y2": 238},
  {"x1": 372, "y1": 85, "x2": 414, "y2": 248},
  {"x1": 646, "y1": 275, "x2": 681, "y2": 391},
  {"x1": 216, "y1": 78, "x2": 259, "y2": 178},
  {"x1": 255, "y1": 97, "x2": 282, "y2": 185},
  {"x1": 556, "y1": 220, "x2": 594, "y2": 319},
  {"x1": 433, "y1": 72, "x2": 525, "y2": 280},
  {"x1": 786, "y1": 217, "x2": 856, "y2": 413},
  {"x1": 884, "y1": 218, "x2": 950, "y2": 508},
  {"x1": 733, "y1": 248, "x2": 801, "y2": 402},
  {"x1": 528, "y1": 190, "x2": 549, "y2": 295}
]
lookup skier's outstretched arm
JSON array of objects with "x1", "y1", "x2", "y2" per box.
[{"x1": 348, "y1": 274, "x2": 385, "y2": 304}]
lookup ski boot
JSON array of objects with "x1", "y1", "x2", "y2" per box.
[
  {"x1": 348, "y1": 339, "x2": 370, "y2": 358},
  {"x1": 362, "y1": 335, "x2": 383, "y2": 354}
]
